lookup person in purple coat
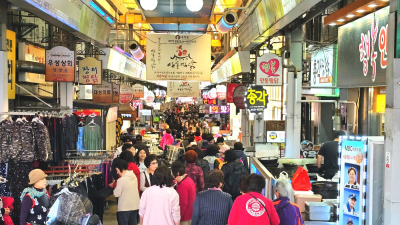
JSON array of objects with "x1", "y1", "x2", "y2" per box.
[{"x1": 272, "y1": 180, "x2": 304, "y2": 225}]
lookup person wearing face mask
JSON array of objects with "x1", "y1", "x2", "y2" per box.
[
  {"x1": 20, "y1": 169, "x2": 50, "y2": 225},
  {"x1": 135, "y1": 148, "x2": 150, "y2": 173},
  {"x1": 344, "y1": 167, "x2": 360, "y2": 190}
]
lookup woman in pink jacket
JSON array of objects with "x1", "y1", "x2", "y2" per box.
[{"x1": 160, "y1": 129, "x2": 175, "y2": 150}]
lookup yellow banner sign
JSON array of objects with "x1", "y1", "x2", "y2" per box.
[{"x1": 6, "y1": 30, "x2": 16, "y2": 99}]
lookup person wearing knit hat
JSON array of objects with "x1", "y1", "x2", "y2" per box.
[{"x1": 20, "y1": 169, "x2": 50, "y2": 225}]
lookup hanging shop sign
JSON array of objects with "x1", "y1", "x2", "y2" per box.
[
  {"x1": 167, "y1": 82, "x2": 200, "y2": 98},
  {"x1": 146, "y1": 33, "x2": 211, "y2": 81},
  {"x1": 216, "y1": 85, "x2": 227, "y2": 100},
  {"x1": 203, "y1": 98, "x2": 217, "y2": 105},
  {"x1": 146, "y1": 91, "x2": 155, "y2": 104},
  {"x1": 233, "y1": 85, "x2": 247, "y2": 109},
  {"x1": 18, "y1": 43, "x2": 46, "y2": 83},
  {"x1": 256, "y1": 53, "x2": 282, "y2": 86},
  {"x1": 112, "y1": 83, "x2": 120, "y2": 103},
  {"x1": 245, "y1": 85, "x2": 269, "y2": 114},
  {"x1": 120, "y1": 85, "x2": 135, "y2": 104},
  {"x1": 154, "y1": 89, "x2": 161, "y2": 98},
  {"x1": 45, "y1": 46, "x2": 75, "y2": 82},
  {"x1": 202, "y1": 90, "x2": 209, "y2": 99},
  {"x1": 310, "y1": 45, "x2": 337, "y2": 87},
  {"x1": 131, "y1": 100, "x2": 143, "y2": 110},
  {"x1": 78, "y1": 57, "x2": 102, "y2": 85},
  {"x1": 209, "y1": 105, "x2": 230, "y2": 114},
  {"x1": 6, "y1": 30, "x2": 15, "y2": 99},
  {"x1": 266, "y1": 131, "x2": 285, "y2": 143},
  {"x1": 140, "y1": 109, "x2": 152, "y2": 116},
  {"x1": 132, "y1": 84, "x2": 144, "y2": 99},
  {"x1": 337, "y1": 7, "x2": 389, "y2": 87},
  {"x1": 227, "y1": 83, "x2": 240, "y2": 103},
  {"x1": 339, "y1": 137, "x2": 368, "y2": 225},
  {"x1": 208, "y1": 88, "x2": 217, "y2": 99},
  {"x1": 93, "y1": 81, "x2": 113, "y2": 103}
]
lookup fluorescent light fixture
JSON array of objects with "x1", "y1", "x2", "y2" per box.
[
  {"x1": 356, "y1": 9, "x2": 366, "y2": 13},
  {"x1": 346, "y1": 14, "x2": 355, "y2": 18},
  {"x1": 329, "y1": 23, "x2": 337, "y2": 26},
  {"x1": 140, "y1": 0, "x2": 158, "y2": 11},
  {"x1": 125, "y1": 52, "x2": 132, "y2": 58},
  {"x1": 337, "y1": 19, "x2": 345, "y2": 22},
  {"x1": 186, "y1": 0, "x2": 203, "y2": 12},
  {"x1": 90, "y1": 1, "x2": 105, "y2": 16},
  {"x1": 106, "y1": 17, "x2": 113, "y2": 24},
  {"x1": 114, "y1": 46, "x2": 125, "y2": 54},
  {"x1": 368, "y1": 3, "x2": 377, "y2": 7}
]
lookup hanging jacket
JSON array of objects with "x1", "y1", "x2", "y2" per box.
[
  {"x1": 0, "y1": 120, "x2": 13, "y2": 163},
  {"x1": 32, "y1": 121, "x2": 51, "y2": 162},
  {"x1": 10, "y1": 121, "x2": 35, "y2": 162}
]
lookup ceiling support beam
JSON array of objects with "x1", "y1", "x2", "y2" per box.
[{"x1": 120, "y1": 13, "x2": 223, "y2": 24}]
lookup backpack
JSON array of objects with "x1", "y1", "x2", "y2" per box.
[{"x1": 222, "y1": 162, "x2": 248, "y2": 199}]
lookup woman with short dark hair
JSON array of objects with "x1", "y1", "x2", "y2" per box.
[
  {"x1": 139, "y1": 165, "x2": 180, "y2": 225},
  {"x1": 191, "y1": 170, "x2": 233, "y2": 225},
  {"x1": 228, "y1": 174, "x2": 280, "y2": 225},
  {"x1": 140, "y1": 154, "x2": 158, "y2": 194}
]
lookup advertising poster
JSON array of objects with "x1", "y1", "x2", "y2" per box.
[
  {"x1": 78, "y1": 57, "x2": 102, "y2": 85},
  {"x1": 18, "y1": 43, "x2": 46, "y2": 83},
  {"x1": 256, "y1": 53, "x2": 282, "y2": 86},
  {"x1": 45, "y1": 46, "x2": 75, "y2": 82},
  {"x1": 167, "y1": 82, "x2": 200, "y2": 98},
  {"x1": 6, "y1": 30, "x2": 15, "y2": 99},
  {"x1": 93, "y1": 81, "x2": 112, "y2": 103},
  {"x1": 310, "y1": 45, "x2": 337, "y2": 87},
  {"x1": 245, "y1": 85, "x2": 269, "y2": 114},
  {"x1": 146, "y1": 33, "x2": 211, "y2": 81},
  {"x1": 120, "y1": 85, "x2": 134, "y2": 104},
  {"x1": 226, "y1": 83, "x2": 240, "y2": 103},
  {"x1": 339, "y1": 137, "x2": 368, "y2": 225}
]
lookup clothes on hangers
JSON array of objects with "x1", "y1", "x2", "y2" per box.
[{"x1": 83, "y1": 124, "x2": 102, "y2": 152}]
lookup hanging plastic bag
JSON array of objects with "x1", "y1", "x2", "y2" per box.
[{"x1": 291, "y1": 166, "x2": 311, "y2": 191}]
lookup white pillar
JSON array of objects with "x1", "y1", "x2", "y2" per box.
[
  {"x1": 383, "y1": 8, "x2": 400, "y2": 223},
  {"x1": 59, "y1": 82, "x2": 74, "y2": 110}
]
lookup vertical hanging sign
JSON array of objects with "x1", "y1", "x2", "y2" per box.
[
  {"x1": 78, "y1": 57, "x2": 102, "y2": 85},
  {"x1": 256, "y1": 53, "x2": 282, "y2": 86},
  {"x1": 46, "y1": 46, "x2": 75, "y2": 82},
  {"x1": 6, "y1": 30, "x2": 16, "y2": 99},
  {"x1": 339, "y1": 136, "x2": 368, "y2": 225}
]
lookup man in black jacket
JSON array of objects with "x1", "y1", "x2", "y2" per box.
[
  {"x1": 133, "y1": 135, "x2": 148, "y2": 151},
  {"x1": 234, "y1": 142, "x2": 248, "y2": 171}
]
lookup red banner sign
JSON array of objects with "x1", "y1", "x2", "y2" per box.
[{"x1": 227, "y1": 83, "x2": 239, "y2": 103}]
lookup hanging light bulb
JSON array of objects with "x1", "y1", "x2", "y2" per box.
[
  {"x1": 186, "y1": 0, "x2": 203, "y2": 12},
  {"x1": 140, "y1": 0, "x2": 158, "y2": 11}
]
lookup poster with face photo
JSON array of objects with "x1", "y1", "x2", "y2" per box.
[{"x1": 339, "y1": 137, "x2": 368, "y2": 225}]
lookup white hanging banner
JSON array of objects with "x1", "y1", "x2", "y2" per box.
[
  {"x1": 256, "y1": 53, "x2": 283, "y2": 86},
  {"x1": 146, "y1": 33, "x2": 211, "y2": 81},
  {"x1": 167, "y1": 81, "x2": 200, "y2": 98}
]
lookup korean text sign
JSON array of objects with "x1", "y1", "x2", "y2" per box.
[
  {"x1": 146, "y1": 34, "x2": 211, "y2": 81},
  {"x1": 6, "y1": 30, "x2": 15, "y2": 99},
  {"x1": 46, "y1": 46, "x2": 75, "y2": 82},
  {"x1": 209, "y1": 105, "x2": 230, "y2": 114},
  {"x1": 339, "y1": 137, "x2": 368, "y2": 225},
  {"x1": 256, "y1": 53, "x2": 282, "y2": 86},
  {"x1": 310, "y1": 45, "x2": 337, "y2": 87},
  {"x1": 245, "y1": 85, "x2": 269, "y2": 114},
  {"x1": 167, "y1": 82, "x2": 200, "y2": 98},
  {"x1": 78, "y1": 57, "x2": 102, "y2": 85},
  {"x1": 93, "y1": 81, "x2": 113, "y2": 103},
  {"x1": 337, "y1": 7, "x2": 388, "y2": 87}
]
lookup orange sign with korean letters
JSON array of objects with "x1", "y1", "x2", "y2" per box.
[{"x1": 46, "y1": 46, "x2": 75, "y2": 82}]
